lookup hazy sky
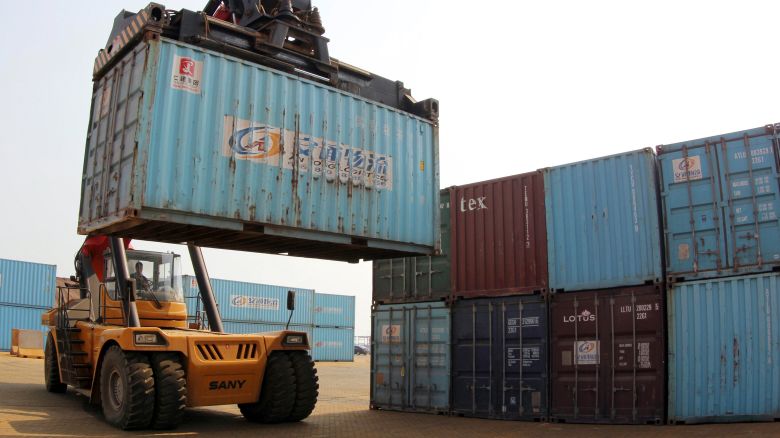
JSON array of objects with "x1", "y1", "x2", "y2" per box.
[{"x1": 1, "y1": 1, "x2": 779, "y2": 337}]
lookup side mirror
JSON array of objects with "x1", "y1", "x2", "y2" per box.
[{"x1": 287, "y1": 291, "x2": 295, "y2": 311}]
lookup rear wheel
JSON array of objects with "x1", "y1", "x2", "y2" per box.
[
  {"x1": 150, "y1": 353, "x2": 187, "y2": 429},
  {"x1": 239, "y1": 352, "x2": 296, "y2": 423},
  {"x1": 287, "y1": 351, "x2": 319, "y2": 421},
  {"x1": 44, "y1": 334, "x2": 67, "y2": 393},
  {"x1": 99, "y1": 346, "x2": 155, "y2": 430}
]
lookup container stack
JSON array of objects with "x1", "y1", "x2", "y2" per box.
[
  {"x1": 183, "y1": 275, "x2": 356, "y2": 362},
  {"x1": 544, "y1": 148, "x2": 666, "y2": 424},
  {"x1": 0, "y1": 258, "x2": 55, "y2": 351},
  {"x1": 657, "y1": 125, "x2": 780, "y2": 424},
  {"x1": 370, "y1": 189, "x2": 453, "y2": 414}
]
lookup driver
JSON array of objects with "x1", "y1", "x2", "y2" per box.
[{"x1": 131, "y1": 262, "x2": 151, "y2": 292}]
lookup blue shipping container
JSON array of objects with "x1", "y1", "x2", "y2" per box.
[
  {"x1": 668, "y1": 273, "x2": 780, "y2": 423},
  {"x1": 221, "y1": 321, "x2": 312, "y2": 338},
  {"x1": 0, "y1": 258, "x2": 56, "y2": 309},
  {"x1": 0, "y1": 305, "x2": 48, "y2": 351},
  {"x1": 658, "y1": 124, "x2": 780, "y2": 281},
  {"x1": 544, "y1": 148, "x2": 664, "y2": 292},
  {"x1": 371, "y1": 301, "x2": 450, "y2": 413},
  {"x1": 182, "y1": 275, "x2": 314, "y2": 325},
  {"x1": 79, "y1": 38, "x2": 440, "y2": 262},
  {"x1": 312, "y1": 326, "x2": 354, "y2": 361},
  {"x1": 314, "y1": 293, "x2": 355, "y2": 328}
]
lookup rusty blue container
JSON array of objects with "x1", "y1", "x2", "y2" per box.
[
  {"x1": 668, "y1": 273, "x2": 780, "y2": 423},
  {"x1": 544, "y1": 149, "x2": 664, "y2": 292},
  {"x1": 657, "y1": 124, "x2": 780, "y2": 281},
  {"x1": 0, "y1": 258, "x2": 56, "y2": 309},
  {"x1": 79, "y1": 37, "x2": 439, "y2": 262}
]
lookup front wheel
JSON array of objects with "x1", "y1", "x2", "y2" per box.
[
  {"x1": 99, "y1": 346, "x2": 155, "y2": 430},
  {"x1": 286, "y1": 351, "x2": 319, "y2": 422},
  {"x1": 239, "y1": 352, "x2": 296, "y2": 423},
  {"x1": 150, "y1": 353, "x2": 187, "y2": 429},
  {"x1": 44, "y1": 334, "x2": 66, "y2": 393}
]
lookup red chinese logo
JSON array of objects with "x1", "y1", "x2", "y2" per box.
[{"x1": 179, "y1": 58, "x2": 196, "y2": 77}]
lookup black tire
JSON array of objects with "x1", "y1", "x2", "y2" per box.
[
  {"x1": 287, "y1": 351, "x2": 319, "y2": 422},
  {"x1": 44, "y1": 334, "x2": 67, "y2": 393},
  {"x1": 150, "y1": 353, "x2": 187, "y2": 429},
  {"x1": 99, "y1": 346, "x2": 155, "y2": 430},
  {"x1": 239, "y1": 352, "x2": 296, "y2": 423}
]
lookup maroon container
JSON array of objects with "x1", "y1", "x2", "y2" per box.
[
  {"x1": 549, "y1": 285, "x2": 665, "y2": 424},
  {"x1": 450, "y1": 172, "x2": 548, "y2": 298}
]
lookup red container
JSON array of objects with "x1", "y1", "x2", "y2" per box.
[
  {"x1": 549, "y1": 285, "x2": 665, "y2": 424},
  {"x1": 450, "y1": 172, "x2": 548, "y2": 298}
]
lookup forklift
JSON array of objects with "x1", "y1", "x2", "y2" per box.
[{"x1": 42, "y1": 236, "x2": 318, "y2": 429}]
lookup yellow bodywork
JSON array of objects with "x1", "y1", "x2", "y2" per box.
[{"x1": 43, "y1": 290, "x2": 309, "y2": 407}]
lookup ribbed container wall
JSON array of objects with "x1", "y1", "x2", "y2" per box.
[
  {"x1": 79, "y1": 38, "x2": 439, "y2": 261},
  {"x1": 544, "y1": 149, "x2": 664, "y2": 292},
  {"x1": 181, "y1": 275, "x2": 314, "y2": 325},
  {"x1": 0, "y1": 258, "x2": 56, "y2": 308},
  {"x1": 0, "y1": 305, "x2": 48, "y2": 351},
  {"x1": 549, "y1": 285, "x2": 665, "y2": 424},
  {"x1": 371, "y1": 301, "x2": 450, "y2": 413},
  {"x1": 657, "y1": 124, "x2": 780, "y2": 282},
  {"x1": 667, "y1": 273, "x2": 780, "y2": 423},
  {"x1": 451, "y1": 295, "x2": 548, "y2": 420},
  {"x1": 451, "y1": 172, "x2": 548, "y2": 298},
  {"x1": 222, "y1": 321, "x2": 312, "y2": 338},
  {"x1": 313, "y1": 293, "x2": 355, "y2": 328},
  {"x1": 372, "y1": 189, "x2": 452, "y2": 304},
  {"x1": 312, "y1": 326, "x2": 354, "y2": 361}
]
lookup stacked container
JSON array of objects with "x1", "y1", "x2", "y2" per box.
[
  {"x1": 543, "y1": 149, "x2": 666, "y2": 424},
  {"x1": 0, "y1": 258, "x2": 56, "y2": 351},
  {"x1": 183, "y1": 275, "x2": 355, "y2": 361},
  {"x1": 658, "y1": 124, "x2": 780, "y2": 423}
]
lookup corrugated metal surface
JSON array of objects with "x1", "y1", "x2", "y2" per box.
[
  {"x1": 313, "y1": 293, "x2": 355, "y2": 328},
  {"x1": 451, "y1": 295, "x2": 548, "y2": 420},
  {"x1": 451, "y1": 172, "x2": 548, "y2": 298},
  {"x1": 667, "y1": 273, "x2": 780, "y2": 423},
  {"x1": 79, "y1": 38, "x2": 440, "y2": 262},
  {"x1": 544, "y1": 149, "x2": 664, "y2": 292},
  {"x1": 371, "y1": 301, "x2": 450, "y2": 413},
  {"x1": 372, "y1": 189, "x2": 451, "y2": 304},
  {"x1": 549, "y1": 285, "x2": 665, "y2": 424},
  {"x1": 182, "y1": 275, "x2": 314, "y2": 325},
  {"x1": 0, "y1": 258, "x2": 56, "y2": 308},
  {"x1": 0, "y1": 305, "x2": 48, "y2": 351},
  {"x1": 658, "y1": 124, "x2": 780, "y2": 281},
  {"x1": 222, "y1": 321, "x2": 312, "y2": 339},
  {"x1": 312, "y1": 326, "x2": 354, "y2": 361}
]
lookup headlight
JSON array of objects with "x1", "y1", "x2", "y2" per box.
[
  {"x1": 283, "y1": 334, "x2": 306, "y2": 346},
  {"x1": 134, "y1": 333, "x2": 164, "y2": 345}
]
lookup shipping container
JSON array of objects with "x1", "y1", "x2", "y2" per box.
[
  {"x1": 657, "y1": 124, "x2": 780, "y2": 282},
  {"x1": 0, "y1": 258, "x2": 56, "y2": 309},
  {"x1": 373, "y1": 189, "x2": 451, "y2": 304},
  {"x1": 222, "y1": 321, "x2": 312, "y2": 339},
  {"x1": 314, "y1": 293, "x2": 355, "y2": 328},
  {"x1": 544, "y1": 149, "x2": 664, "y2": 292},
  {"x1": 78, "y1": 37, "x2": 439, "y2": 263},
  {"x1": 549, "y1": 285, "x2": 665, "y2": 424},
  {"x1": 451, "y1": 295, "x2": 548, "y2": 421},
  {"x1": 667, "y1": 273, "x2": 780, "y2": 423},
  {"x1": 182, "y1": 275, "x2": 314, "y2": 325},
  {"x1": 371, "y1": 301, "x2": 450, "y2": 413},
  {"x1": 0, "y1": 305, "x2": 48, "y2": 351},
  {"x1": 312, "y1": 326, "x2": 354, "y2": 361},
  {"x1": 451, "y1": 173, "x2": 548, "y2": 298}
]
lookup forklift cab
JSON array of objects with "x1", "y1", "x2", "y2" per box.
[{"x1": 103, "y1": 250, "x2": 185, "y2": 304}]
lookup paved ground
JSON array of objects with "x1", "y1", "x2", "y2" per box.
[{"x1": 1, "y1": 352, "x2": 779, "y2": 437}]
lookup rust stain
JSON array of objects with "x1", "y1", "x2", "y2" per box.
[
  {"x1": 248, "y1": 205, "x2": 256, "y2": 221},
  {"x1": 732, "y1": 337, "x2": 740, "y2": 386}
]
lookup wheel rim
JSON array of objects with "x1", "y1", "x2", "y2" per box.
[{"x1": 108, "y1": 369, "x2": 124, "y2": 411}]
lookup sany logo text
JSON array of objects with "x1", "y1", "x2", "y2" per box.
[{"x1": 460, "y1": 196, "x2": 487, "y2": 212}]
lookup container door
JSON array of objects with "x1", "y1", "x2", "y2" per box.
[
  {"x1": 451, "y1": 300, "x2": 493, "y2": 417},
  {"x1": 660, "y1": 143, "x2": 724, "y2": 278},
  {"x1": 604, "y1": 292, "x2": 664, "y2": 423},
  {"x1": 496, "y1": 298, "x2": 548, "y2": 420},
  {"x1": 409, "y1": 303, "x2": 450, "y2": 412},
  {"x1": 412, "y1": 190, "x2": 452, "y2": 301},
  {"x1": 371, "y1": 306, "x2": 407, "y2": 410},
  {"x1": 717, "y1": 131, "x2": 780, "y2": 272},
  {"x1": 372, "y1": 259, "x2": 412, "y2": 304},
  {"x1": 550, "y1": 294, "x2": 602, "y2": 421}
]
